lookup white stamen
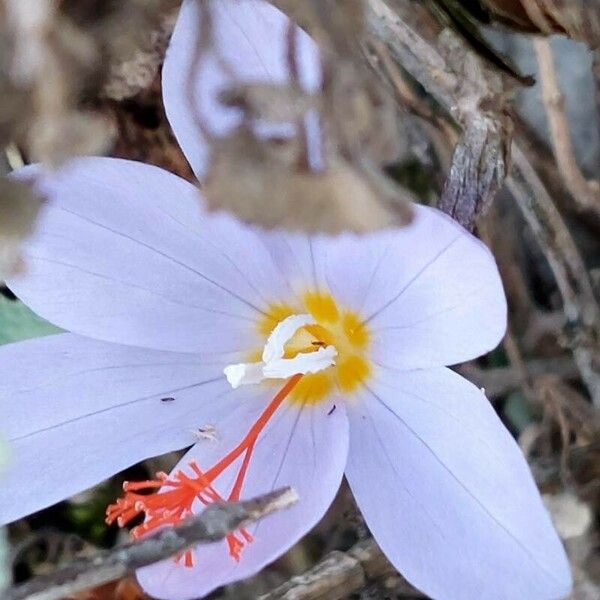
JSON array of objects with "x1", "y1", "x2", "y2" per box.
[
  {"x1": 263, "y1": 345, "x2": 337, "y2": 379},
  {"x1": 224, "y1": 313, "x2": 337, "y2": 388},
  {"x1": 224, "y1": 362, "x2": 264, "y2": 388},
  {"x1": 262, "y1": 314, "x2": 316, "y2": 363}
]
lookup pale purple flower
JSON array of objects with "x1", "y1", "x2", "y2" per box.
[{"x1": 0, "y1": 1, "x2": 571, "y2": 599}]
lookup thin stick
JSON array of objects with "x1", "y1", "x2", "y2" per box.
[
  {"x1": 509, "y1": 144, "x2": 600, "y2": 407},
  {"x1": 458, "y1": 356, "x2": 578, "y2": 399},
  {"x1": 5, "y1": 487, "x2": 298, "y2": 600},
  {"x1": 533, "y1": 38, "x2": 600, "y2": 215},
  {"x1": 257, "y1": 538, "x2": 422, "y2": 600}
]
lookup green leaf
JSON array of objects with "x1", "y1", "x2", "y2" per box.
[
  {"x1": 503, "y1": 391, "x2": 536, "y2": 433},
  {"x1": 0, "y1": 296, "x2": 61, "y2": 345}
]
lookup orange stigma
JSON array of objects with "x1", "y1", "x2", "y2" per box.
[{"x1": 106, "y1": 374, "x2": 302, "y2": 567}]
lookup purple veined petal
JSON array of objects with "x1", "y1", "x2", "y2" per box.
[
  {"x1": 137, "y1": 393, "x2": 348, "y2": 600},
  {"x1": 8, "y1": 158, "x2": 293, "y2": 354},
  {"x1": 260, "y1": 231, "x2": 331, "y2": 300},
  {"x1": 163, "y1": 0, "x2": 321, "y2": 179},
  {"x1": 0, "y1": 333, "x2": 240, "y2": 524},
  {"x1": 325, "y1": 205, "x2": 507, "y2": 369},
  {"x1": 345, "y1": 367, "x2": 572, "y2": 600}
]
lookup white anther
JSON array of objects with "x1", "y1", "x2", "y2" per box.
[
  {"x1": 224, "y1": 362, "x2": 264, "y2": 389},
  {"x1": 262, "y1": 314, "x2": 316, "y2": 363},
  {"x1": 224, "y1": 313, "x2": 337, "y2": 389},
  {"x1": 263, "y1": 345, "x2": 337, "y2": 379}
]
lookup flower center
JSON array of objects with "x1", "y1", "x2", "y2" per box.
[
  {"x1": 252, "y1": 291, "x2": 371, "y2": 404},
  {"x1": 224, "y1": 313, "x2": 338, "y2": 388}
]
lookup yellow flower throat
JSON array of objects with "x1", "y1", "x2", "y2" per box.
[{"x1": 256, "y1": 291, "x2": 371, "y2": 404}]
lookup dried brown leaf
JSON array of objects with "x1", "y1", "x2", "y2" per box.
[
  {"x1": 219, "y1": 83, "x2": 319, "y2": 124},
  {"x1": 203, "y1": 129, "x2": 413, "y2": 234},
  {"x1": 273, "y1": 0, "x2": 402, "y2": 167},
  {"x1": 0, "y1": 0, "x2": 180, "y2": 165},
  {"x1": 100, "y1": 2, "x2": 180, "y2": 101},
  {"x1": 0, "y1": 177, "x2": 42, "y2": 280},
  {"x1": 3, "y1": 0, "x2": 112, "y2": 164},
  {"x1": 324, "y1": 61, "x2": 404, "y2": 167},
  {"x1": 187, "y1": 0, "x2": 412, "y2": 234}
]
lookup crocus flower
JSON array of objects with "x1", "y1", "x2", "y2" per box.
[{"x1": 0, "y1": 1, "x2": 571, "y2": 599}]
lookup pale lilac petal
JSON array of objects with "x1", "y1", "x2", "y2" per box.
[
  {"x1": 0, "y1": 333, "x2": 238, "y2": 524},
  {"x1": 137, "y1": 394, "x2": 347, "y2": 600},
  {"x1": 163, "y1": 0, "x2": 321, "y2": 179},
  {"x1": 325, "y1": 205, "x2": 507, "y2": 369},
  {"x1": 260, "y1": 232, "x2": 330, "y2": 300},
  {"x1": 345, "y1": 367, "x2": 571, "y2": 600},
  {"x1": 9, "y1": 158, "x2": 292, "y2": 353}
]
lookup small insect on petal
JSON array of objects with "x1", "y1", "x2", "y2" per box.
[{"x1": 192, "y1": 425, "x2": 219, "y2": 442}]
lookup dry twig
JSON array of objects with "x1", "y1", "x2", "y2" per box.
[
  {"x1": 533, "y1": 38, "x2": 600, "y2": 216},
  {"x1": 4, "y1": 488, "x2": 297, "y2": 600},
  {"x1": 507, "y1": 145, "x2": 600, "y2": 407},
  {"x1": 258, "y1": 538, "x2": 422, "y2": 600},
  {"x1": 458, "y1": 356, "x2": 578, "y2": 398}
]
